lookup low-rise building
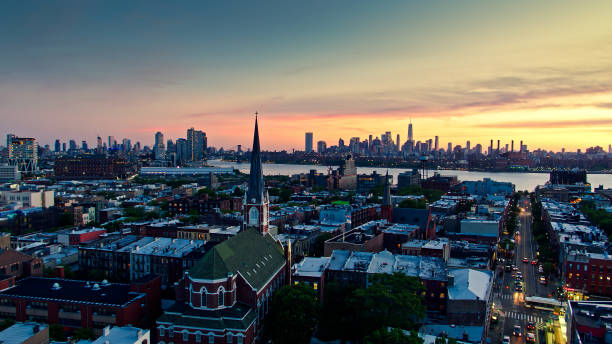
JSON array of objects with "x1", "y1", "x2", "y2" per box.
[
  {"x1": 0, "y1": 250, "x2": 42, "y2": 279},
  {"x1": 0, "y1": 322, "x2": 48, "y2": 344},
  {"x1": 0, "y1": 276, "x2": 160, "y2": 334},
  {"x1": 92, "y1": 325, "x2": 150, "y2": 344}
]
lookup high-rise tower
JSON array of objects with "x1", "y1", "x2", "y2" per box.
[
  {"x1": 305, "y1": 132, "x2": 313, "y2": 153},
  {"x1": 243, "y1": 115, "x2": 270, "y2": 235},
  {"x1": 408, "y1": 122, "x2": 413, "y2": 142}
]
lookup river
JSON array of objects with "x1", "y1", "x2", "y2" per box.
[{"x1": 209, "y1": 160, "x2": 612, "y2": 192}]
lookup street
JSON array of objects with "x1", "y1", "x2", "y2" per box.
[{"x1": 490, "y1": 196, "x2": 557, "y2": 344}]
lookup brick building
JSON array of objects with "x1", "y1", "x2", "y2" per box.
[
  {"x1": 0, "y1": 276, "x2": 160, "y2": 334},
  {"x1": 0, "y1": 250, "x2": 42, "y2": 279}
]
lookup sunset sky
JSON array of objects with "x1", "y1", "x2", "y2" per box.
[{"x1": 1, "y1": 1, "x2": 611, "y2": 152}]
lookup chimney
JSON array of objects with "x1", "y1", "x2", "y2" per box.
[{"x1": 55, "y1": 266, "x2": 65, "y2": 279}]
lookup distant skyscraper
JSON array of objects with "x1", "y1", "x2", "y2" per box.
[
  {"x1": 447, "y1": 142, "x2": 452, "y2": 153},
  {"x1": 108, "y1": 136, "x2": 114, "y2": 149},
  {"x1": 338, "y1": 138, "x2": 344, "y2": 147},
  {"x1": 317, "y1": 140, "x2": 327, "y2": 153},
  {"x1": 69, "y1": 140, "x2": 77, "y2": 150},
  {"x1": 408, "y1": 122, "x2": 413, "y2": 142},
  {"x1": 62, "y1": 142, "x2": 66, "y2": 152},
  {"x1": 154, "y1": 132, "x2": 165, "y2": 160},
  {"x1": 511, "y1": 140, "x2": 514, "y2": 152},
  {"x1": 609, "y1": 144, "x2": 611, "y2": 153},
  {"x1": 97, "y1": 136, "x2": 103, "y2": 150},
  {"x1": 81, "y1": 140, "x2": 88, "y2": 150},
  {"x1": 396, "y1": 134, "x2": 400, "y2": 150},
  {"x1": 305, "y1": 132, "x2": 313, "y2": 153},
  {"x1": 54, "y1": 139, "x2": 61, "y2": 153},
  {"x1": 7, "y1": 136, "x2": 38, "y2": 172},
  {"x1": 175, "y1": 138, "x2": 187, "y2": 164},
  {"x1": 434, "y1": 136, "x2": 439, "y2": 151},
  {"x1": 466, "y1": 140, "x2": 471, "y2": 152},
  {"x1": 187, "y1": 128, "x2": 207, "y2": 161}
]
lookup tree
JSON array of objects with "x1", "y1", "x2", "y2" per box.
[
  {"x1": 74, "y1": 327, "x2": 96, "y2": 340},
  {"x1": 357, "y1": 273, "x2": 425, "y2": 332},
  {"x1": 317, "y1": 282, "x2": 362, "y2": 341},
  {"x1": 270, "y1": 283, "x2": 320, "y2": 344},
  {"x1": 49, "y1": 324, "x2": 66, "y2": 341},
  {"x1": 365, "y1": 328, "x2": 424, "y2": 344},
  {"x1": 0, "y1": 319, "x2": 14, "y2": 331},
  {"x1": 398, "y1": 199, "x2": 427, "y2": 209},
  {"x1": 311, "y1": 233, "x2": 333, "y2": 257}
]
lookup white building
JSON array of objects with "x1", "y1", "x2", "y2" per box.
[
  {"x1": 92, "y1": 325, "x2": 150, "y2": 344},
  {"x1": 0, "y1": 190, "x2": 54, "y2": 208}
]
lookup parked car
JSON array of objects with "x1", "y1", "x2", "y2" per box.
[
  {"x1": 540, "y1": 276, "x2": 548, "y2": 285},
  {"x1": 513, "y1": 325, "x2": 522, "y2": 337},
  {"x1": 531, "y1": 260, "x2": 537, "y2": 265},
  {"x1": 526, "y1": 333, "x2": 536, "y2": 342},
  {"x1": 503, "y1": 336, "x2": 511, "y2": 344},
  {"x1": 526, "y1": 322, "x2": 535, "y2": 331},
  {"x1": 523, "y1": 257, "x2": 529, "y2": 263}
]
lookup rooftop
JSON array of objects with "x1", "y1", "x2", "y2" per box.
[
  {"x1": 0, "y1": 277, "x2": 143, "y2": 307},
  {"x1": 293, "y1": 257, "x2": 331, "y2": 278},
  {"x1": 448, "y1": 268, "x2": 492, "y2": 301},
  {"x1": 0, "y1": 322, "x2": 47, "y2": 343},
  {"x1": 91, "y1": 326, "x2": 149, "y2": 344},
  {"x1": 328, "y1": 249, "x2": 448, "y2": 281}
]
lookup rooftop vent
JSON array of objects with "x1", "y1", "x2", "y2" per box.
[
  {"x1": 92, "y1": 283, "x2": 101, "y2": 291},
  {"x1": 101, "y1": 279, "x2": 110, "y2": 286},
  {"x1": 51, "y1": 282, "x2": 61, "y2": 290}
]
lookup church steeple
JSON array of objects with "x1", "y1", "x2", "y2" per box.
[
  {"x1": 243, "y1": 114, "x2": 269, "y2": 234},
  {"x1": 246, "y1": 114, "x2": 264, "y2": 204}
]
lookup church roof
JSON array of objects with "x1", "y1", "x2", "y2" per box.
[
  {"x1": 246, "y1": 116, "x2": 264, "y2": 204},
  {"x1": 189, "y1": 228, "x2": 286, "y2": 290}
]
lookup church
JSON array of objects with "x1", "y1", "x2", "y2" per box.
[{"x1": 157, "y1": 117, "x2": 289, "y2": 344}]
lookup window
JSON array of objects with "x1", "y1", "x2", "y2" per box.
[
  {"x1": 226, "y1": 333, "x2": 233, "y2": 343},
  {"x1": 440, "y1": 293, "x2": 445, "y2": 299},
  {"x1": 218, "y1": 289, "x2": 224, "y2": 307},
  {"x1": 10, "y1": 264, "x2": 18, "y2": 272},
  {"x1": 313, "y1": 283, "x2": 318, "y2": 290},
  {"x1": 237, "y1": 336, "x2": 243, "y2": 344},
  {"x1": 183, "y1": 332, "x2": 189, "y2": 341},
  {"x1": 169, "y1": 328, "x2": 174, "y2": 338},
  {"x1": 209, "y1": 333, "x2": 215, "y2": 344},
  {"x1": 159, "y1": 328, "x2": 165, "y2": 337},
  {"x1": 196, "y1": 333, "x2": 202, "y2": 343},
  {"x1": 569, "y1": 273, "x2": 573, "y2": 279}
]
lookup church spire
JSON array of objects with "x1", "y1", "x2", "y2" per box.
[{"x1": 246, "y1": 114, "x2": 264, "y2": 204}]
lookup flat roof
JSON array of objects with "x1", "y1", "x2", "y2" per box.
[
  {"x1": 293, "y1": 257, "x2": 331, "y2": 278},
  {"x1": 0, "y1": 277, "x2": 143, "y2": 307},
  {"x1": 0, "y1": 322, "x2": 47, "y2": 342},
  {"x1": 92, "y1": 326, "x2": 149, "y2": 344},
  {"x1": 117, "y1": 237, "x2": 204, "y2": 257}
]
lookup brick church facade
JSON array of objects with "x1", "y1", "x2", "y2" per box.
[{"x1": 157, "y1": 116, "x2": 288, "y2": 344}]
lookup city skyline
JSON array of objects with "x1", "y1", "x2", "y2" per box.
[{"x1": 2, "y1": 1, "x2": 612, "y2": 151}]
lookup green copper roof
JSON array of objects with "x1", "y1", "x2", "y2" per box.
[
  {"x1": 158, "y1": 302, "x2": 256, "y2": 331},
  {"x1": 189, "y1": 228, "x2": 286, "y2": 290}
]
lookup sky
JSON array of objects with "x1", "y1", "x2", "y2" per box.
[{"x1": 1, "y1": 0, "x2": 611, "y2": 152}]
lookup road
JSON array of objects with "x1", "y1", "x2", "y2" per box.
[{"x1": 490, "y1": 197, "x2": 557, "y2": 344}]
